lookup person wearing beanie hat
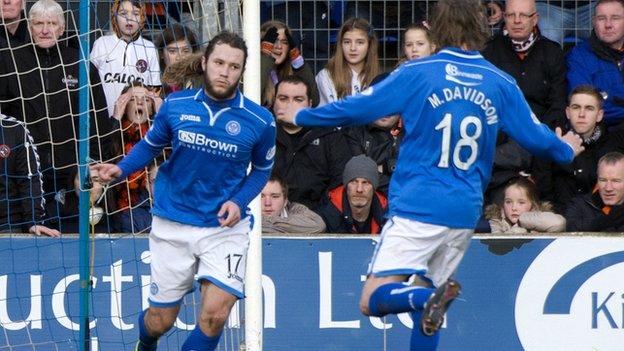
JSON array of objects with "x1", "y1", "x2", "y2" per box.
[
  {"x1": 316, "y1": 155, "x2": 388, "y2": 234},
  {"x1": 343, "y1": 154, "x2": 380, "y2": 189},
  {"x1": 90, "y1": 0, "x2": 161, "y2": 117}
]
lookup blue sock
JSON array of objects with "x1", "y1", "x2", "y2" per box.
[
  {"x1": 137, "y1": 309, "x2": 158, "y2": 351},
  {"x1": 410, "y1": 310, "x2": 440, "y2": 351},
  {"x1": 368, "y1": 283, "x2": 434, "y2": 317},
  {"x1": 181, "y1": 325, "x2": 222, "y2": 351}
]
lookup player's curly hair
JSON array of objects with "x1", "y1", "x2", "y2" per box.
[
  {"x1": 110, "y1": 0, "x2": 146, "y2": 41},
  {"x1": 430, "y1": 0, "x2": 489, "y2": 51}
]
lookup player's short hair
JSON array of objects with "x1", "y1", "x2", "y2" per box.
[
  {"x1": 569, "y1": 85, "x2": 605, "y2": 109},
  {"x1": 204, "y1": 31, "x2": 248, "y2": 70},
  {"x1": 275, "y1": 75, "x2": 312, "y2": 101},
  {"x1": 29, "y1": 0, "x2": 65, "y2": 28},
  {"x1": 598, "y1": 151, "x2": 624, "y2": 168},
  {"x1": 430, "y1": 0, "x2": 489, "y2": 51},
  {"x1": 268, "y1": 173, "x2": 289, "y2": 199}
]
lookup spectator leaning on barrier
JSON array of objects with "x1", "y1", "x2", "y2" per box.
[
  {"x1": 0, "y1": 0, "x2": 30, "y2": 47},
  {"x1": 566, "y1": 151, "x2": 624, "y2": 231},
  {"x1": 260, "y1": 20, "x2": 319, "y2": 108},
  {"x1": 532, "y1": 85, "x2": 624, "y2": 214},
  {"x1": 0, "y1": 114, "x2": 60, "y2": 237},
  {"x1": 261, "y1": 173, "x2": 325, "y2": 234},
  {"x1": 485, "y1": 177, "x2": 566, "y2": 234},
  {"x1": 0, "y1": 0, "x2": 114, "y2": 224},
  {"x1": 272, "y1": 75, "x2": 351, "y2": 210},
  {"x1": 316, "y1": 155, "x2": 388, "y2": 234},
  {"x1": 90, "y1": 0, "x2": 162, "y2": 117},
  {"x1": 482, "y1": 0, "x2": 567, "y2": 128},
  {"x1": 567, "y1": 0, "x2": 624, "y2": 126}
]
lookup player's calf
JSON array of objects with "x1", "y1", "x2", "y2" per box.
[{"x1": 421, "y1": 279, "x2": 461, "y2": 337}]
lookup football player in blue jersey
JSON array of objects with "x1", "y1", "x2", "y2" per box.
[
  {"x1": 94, "y1": 32, "x2": 276, "y2": 351},
  {"x1": 280, "y1": 1, "x2": 584, "y2": 350}
]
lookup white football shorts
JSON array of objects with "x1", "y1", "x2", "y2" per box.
[
  {"x1": 147, "y1": 215, "x2": 252, "y2": 307},
  {"x1": 368, "y1": 216, "x2": 472, "y2": 287}
]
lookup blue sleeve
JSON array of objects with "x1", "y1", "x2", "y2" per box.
[
  {"x1": 500, "y1": 84, "x2": 574, "y2": 164},
  {"x1": 295, "y1": 68, "x2": 411, "y2": 127},
  {"x1": 117, "y1": 100, "x2": 171, "y2": 179},
  {"x1": 230, "y1": 121, "x2": 276, "y2": 210},
  {"x1": 567, "y1": 47, "x2": 624, "y2": 123}
]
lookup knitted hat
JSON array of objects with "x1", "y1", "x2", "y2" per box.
[{"x1": 343, "y1": 155, "x2": 379, "y2": 189}]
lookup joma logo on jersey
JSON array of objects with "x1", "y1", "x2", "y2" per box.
[
  {"x1": 180, "y1": 114, "x2": 201, "y2": 122},
  {"x1": 178, "y1": 130, "x2": 238, "y2": 153}
]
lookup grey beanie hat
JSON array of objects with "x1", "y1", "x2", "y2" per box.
[{"x1": 343, "y1": 155, "x2": 379, "y2": 189}]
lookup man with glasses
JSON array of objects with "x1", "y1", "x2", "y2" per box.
[
  {"x1": 567, "y1": 0, "x2": 624, "y2": 127},
  {"x1": 483, "y1": 0, "x2": 567, "y2": 127}
]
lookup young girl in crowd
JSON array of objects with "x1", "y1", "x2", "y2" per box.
[
  {"x1": 485, "y1": 177, "x2": 566, "y2": 234},
  {"x1": 155, "y1": 24, "x2": 199, "y2": 93},
  {"x1": 401, "y1": 22, "x2": 436, "y2": 62},
  {"x1": 260, "y1": 20, "x2": 319, "y2": 107},
  {"x1": 315, "y1": 17, "x2": 380, "y2": 106},
  {"x1": 111, "y1": 81, "x2": 163, "y2": 233},
  {"x1": 90, "y1": 0, "x2": 161, "y2": 116}
]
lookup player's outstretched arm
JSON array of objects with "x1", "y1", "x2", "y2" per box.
[
  {"x1": 555, "y1": 127, "x2": 585, "y2": 157},
  {"x1": 92, "y1": 163, "x2": 122, "y2": 183}
]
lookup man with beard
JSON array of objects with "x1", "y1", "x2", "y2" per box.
[
  {"x1": 316, "y1": 155, "x2": 388, "y2": 234},
  {"x1": 567, "y1": 0, "x2": 624, "y2": 126},
  {"x1": 94, "y1": 32, "x2": 276, "y2": 351},
  {"x1": 271, "y1": 75, "x2": 351, "y2": 209}
]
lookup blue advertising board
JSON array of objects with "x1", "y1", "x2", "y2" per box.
[{"x1": 0, "y1": 236, "x2": 622, "y2": 350}]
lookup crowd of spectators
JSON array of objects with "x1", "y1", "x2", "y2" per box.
[{"x1": 2, "y1": 0, "x2": 624, "y2": 236}]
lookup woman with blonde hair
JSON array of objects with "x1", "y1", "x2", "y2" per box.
[
  {"x1": 315, "y1": 17, "x2": 380, "y2": 106},
  {"x1": 260, "y1": 20, "x2": 319, "y2": 107}
]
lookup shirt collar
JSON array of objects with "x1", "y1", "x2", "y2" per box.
[{"x1": 193, "y1": 88, "x2": 244, "y2": 109}]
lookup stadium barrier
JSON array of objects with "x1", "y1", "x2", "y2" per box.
[{"x1": 0, "y1": 233, "x2": 622, "y2": 350}]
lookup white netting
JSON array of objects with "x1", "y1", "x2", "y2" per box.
[{"x1": 0, "y1": 1, "x2": 248, "y2": 350}]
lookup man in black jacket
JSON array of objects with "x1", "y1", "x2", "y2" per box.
[
  {"x1": 316, "y1": 155, "x2": 388, "y2": 234},
  {"x1": 0, "y1": 0, "x2": 114, "y2": 221},
  {"x1": 533, "y1": 85, "x2": 624, "y2": 213},
  {"x1": 482, "y1": 0, "x2": 567, "y2": 127},
  {"x1": 272, "y1": 75, "x2": 351, "y2": 209},
  {"x1": 0, "y1": 114, "x2": 59, "y2": 236},
  {"x1": 566, "y1": 151, "x2": 624, "y2": 231}
]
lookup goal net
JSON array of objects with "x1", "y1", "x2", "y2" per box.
[{"x1": 0, "y1": 1, "x2": 261, "y2": 350}]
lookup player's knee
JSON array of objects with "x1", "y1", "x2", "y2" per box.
[
  {"x1": 198, "y1": 309, "x2": 229, "y2": 333},
  {"x1": 145, "y1": 310, "x2": 176, "y2": 336}
]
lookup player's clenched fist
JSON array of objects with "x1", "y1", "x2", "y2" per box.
[{"x1": 91, "y1": 163, "x2": 122, "y2": 183}]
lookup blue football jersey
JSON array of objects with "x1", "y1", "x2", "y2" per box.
[
  {"x1": 118, "y1": 88, "x2": 276, "y2": 227},
  {"x1": 295, "y1": 48, "x2": 574, "y2": 228}
]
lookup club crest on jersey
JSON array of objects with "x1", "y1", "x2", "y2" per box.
[
  {"x1": 62, "y1": 74, "x2": 78, "y2": 88},
  {"x1": 136, "y1": 59, "x2": 148, "y2": 73},
  {"x1": 0, "y1": 144, "x2": 10, "y2": 158},
  {"x1": 226, "y1": 120, "x2": 241, "y2": 136}
]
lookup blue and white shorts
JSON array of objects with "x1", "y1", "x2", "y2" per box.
[
  {"x1": 368, "y1": 216, "x2": 472, "y2": 287},
  {"x1": 147, "y1": 215, "x2": 252, "y2": 307}
]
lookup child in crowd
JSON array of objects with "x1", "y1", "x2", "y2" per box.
[
  {"x1": 111, "y1": 81, "x2": 163, "y2": 233},
  {"x1": 485, "y1": 177, "x2": 566, "y2": 234},
  {"x1": 155, "y1": 24, "x2": 199, "y2": 93},
  {"x1": 401, "y1": 22, "x2": 436, "y2": 62},
  {"x1": 315, "y1": 17, "x2": 380, "y2": 106},
  {"x1": 260, "y1": 20, "x2": 319, "y2": 107},
  {"x1": 90, "y1": 0, "x2": 161, "y2": 117}
]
